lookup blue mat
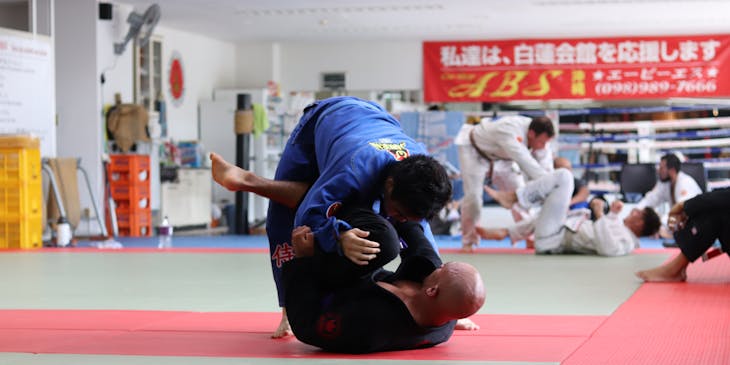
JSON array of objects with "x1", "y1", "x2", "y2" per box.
[{"x1": 75, "y1": 234, "x2": 667, "y2": 250}]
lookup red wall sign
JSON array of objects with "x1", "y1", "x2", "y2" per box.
[
  {"x1": 423, "y1": 34, "x2": 730, "y2": 102},
  {"x1": 168, "y1": 50, "x2": 185, "y2": 106}
]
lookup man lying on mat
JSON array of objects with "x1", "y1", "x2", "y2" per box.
[
  {"x1": 476, "y1": 169, "x2": 661, "y2": 256},
  {"x1": 636, "y1": 188, "x2": 730, "y2": 282},
  {"x1": 283, "y1": 205, "x2": 485, "y2": 353}
]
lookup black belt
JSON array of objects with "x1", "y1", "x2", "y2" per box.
[{"x1": 469, "y1": 129, "x2": 493, "y2": 181}]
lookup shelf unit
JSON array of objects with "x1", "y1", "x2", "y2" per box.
[{"x1": 134, "y1": 36, "x2": 163, "y2": 112}]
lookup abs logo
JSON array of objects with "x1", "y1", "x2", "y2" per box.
[{"x1": 369, "y1": 141, "x2": 410, "y2": 161}]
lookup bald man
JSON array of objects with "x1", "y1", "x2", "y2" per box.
[{"x1": 284, "y1": 206, "x2": 485, "y2": 353}]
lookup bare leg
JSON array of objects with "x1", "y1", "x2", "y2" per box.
[
  {"x1": 210, "y1": 152, "x2": 309, "y2": 209},
  {"x1": 475, "y1": 226, "x2": 508, "y2": 240},
  {"x1": 271, "y1": 307, "x2": 294, "y2": 338},
  {"x1": 635, "y1": 253, "x2": 689, "y2": 282},
  {"x1": 484, "y1": 185, "x2": 517, "y2": 209}
]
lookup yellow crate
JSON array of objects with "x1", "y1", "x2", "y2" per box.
[
  {"x1": 0, "y1": 136, "x2": 41, "y2": 186},
  {"x1": 0, "y1": 181, "x2": 42, "y2": 219},
  {"x1": 0, "y1": 135, "x2": 40, "y2": 149},
  {"x1": 0, "y1": 214, "x2": 43, "y2": 249}
]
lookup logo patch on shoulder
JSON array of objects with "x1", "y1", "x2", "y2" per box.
[
  {"x1": 326, "y1": 202, "x2": 342, "y2": 218},
  {"x1": 369, "y1": 141, "x2": 410, "y2": 161},
  {"x1": 516, "y1": 136, "x2": 523, "y2": 143}
]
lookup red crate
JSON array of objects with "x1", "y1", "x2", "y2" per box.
[
  {"x1": 115, "y1": 207, "x2": 151, "y2": 228},
  {"x1": 117, "y1": 223, "x2": 152, "y2": 237},
  {"x1": 108, "y1": 154, "x2": 150, "y2": 172},
  {"x1": 110, "y1": 183, "x2": 150, "y2": 202}
]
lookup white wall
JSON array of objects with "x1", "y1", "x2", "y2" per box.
[
  {"x1": 55, "y1": 0, "x2": 103, "y2": 215},
  {"x1": 235, "y1": 42, "x2": 277, "y2": 88},
  {"x1": 156, "y1": 25, "x2": 237, "y2": 140},
  {"x1": 278, "y1": 41, "x2": 422, "y2": 92},
  {"x1": 97, "y1": 2, "x2": 134, "y2": 107}
]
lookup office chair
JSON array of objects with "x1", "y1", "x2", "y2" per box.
[{"x1": 619, "y1": 163, "x2": 657, "y2": 203}]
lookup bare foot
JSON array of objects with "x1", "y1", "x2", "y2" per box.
[
  {"x1": 461, "y1": 242, "x2": 477, "y2": 253},
  {"x1": 525, "y1": 235, "x2": 535, "y2": 249},
  {"x1": 484, "y1": 185, "x2": 517, "y2": 209},
  {"x1": 455, "y1": 318, "x2": 480, "y2": 331},
  {"x1": 475, "y1": 226, "x2": 508, "y2": 240},
  {"x1": 271, "y1": 309, "x2": 294, "y2": 338},
  {"x1": 210, "y1": 152, "x2": 255, "y2": 192},
  {"x1": 635, "y1": 267, "x2": 687, "y2": 282}
]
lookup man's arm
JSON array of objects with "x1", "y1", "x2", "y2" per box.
[
  {"x1": 636, "y1": 182, "x2": 666, "y2": 209},
  {"x1": 394, "y1": 221, "x2": 443, "y2": 267},
  {"x1": 592, "y1": 216, "x2": 635, "y2": 256},
  {"x1": 497, "y1": 130, "x2": 549, "y2": 181}
]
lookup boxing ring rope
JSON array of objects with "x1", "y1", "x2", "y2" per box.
[{"x1": 558, "y1": 115, "x2": 730, "y2": 192}]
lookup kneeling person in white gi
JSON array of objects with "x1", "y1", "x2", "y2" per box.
[{"x1": 481, "y1": 169, "x2": 661, "y2": 256}]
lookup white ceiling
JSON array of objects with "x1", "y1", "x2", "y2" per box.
[{"x1": 115, "y1": 0, "x2": 730, "y2": 43}]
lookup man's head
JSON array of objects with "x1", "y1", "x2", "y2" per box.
[
  {"x1": 384, "y1": 154, "x2": 452, "y2": 222},
  {"x1": 624, "y1": 207, "x2": 661, "y2": 237},
  {"x1": 422, "y1": 262, "x2": 485, "y2": 321},
  {"x1": 658, "y1": 153, "x2": 681, "y2": 182},
  {"x1": 527, "y1": 116, "x2": 555, "y2": 150},
  {"x1": 553, "y1": 156, "x2": 572, "y2": 170}
]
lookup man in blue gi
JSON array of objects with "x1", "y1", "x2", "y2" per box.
[{"x1": 211, "y1": 96, "x2": 453, "y2": 337}]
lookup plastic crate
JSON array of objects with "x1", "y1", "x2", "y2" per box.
[
  {"x1": 0, "y1": 214, "x2": 42, "y2": 249},
  {"x1": 107, "y1": 154, "x2": 150, "y2": 185},
  {"x1": 117, "y1": 220, "x2": 152, "y2": 237},
  {"x1": 0, "y1": 135, "x2": 41, "y2": 186},
  {"x1": 110, "y1": 182, "x2": 150, "y2": 202},
  {"x1": 0, "y1": 181, "x2": 42, "y2": 219},
  {"x1": 115, "y1": 206, "x2": 151, "y2": 228},
  {"x1": 108, "y1": 154, "x2": 150, "y2": 172}
]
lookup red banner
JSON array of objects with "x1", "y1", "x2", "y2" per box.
[{"x1": 423, "y1": 34, "x2": 730, "y2": 102}]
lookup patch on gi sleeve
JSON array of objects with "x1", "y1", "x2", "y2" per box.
[
  {"x1": 326, "y1": 202, "x2": 342, "y2": 218},
  {"x1": 271, "y1": 242, "x2": 295, "y2": 268},
  {"x1": 368, "y1": 141, "x2": 410, "y2": 161},
  {"x1": 316, "y1": 312, "x2": 343, "y2": 340}
]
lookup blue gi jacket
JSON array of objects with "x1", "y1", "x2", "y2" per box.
[{"x1": 290, "y1": 97, "x2": 435, "y2": 254}]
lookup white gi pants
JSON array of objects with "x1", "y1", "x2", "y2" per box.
[
  {"x1": 457, "y1": 146, "x2": 527, "y2": 247},
  {"x1": 508, "y1": 169, "x2": 574, "y2": 253}
]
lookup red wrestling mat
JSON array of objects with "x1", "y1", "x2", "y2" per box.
[
  {"x1": 0, "y1": 310, "x2": 605, "y2": 362},
  {"x1": 563, "y1": 256, "x2": 730, "y2": 365}
]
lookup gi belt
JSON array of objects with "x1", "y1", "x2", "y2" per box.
[{"x1": 469, "y1": 129, "x2": 493, "y2": 181}]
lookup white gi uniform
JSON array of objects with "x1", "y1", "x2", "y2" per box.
[
  {"x1": 637, "y1": 171, "x2": 702, "y2": 211},
  {"x1": 509, "y1": 169, "x2": 639, "y2": 256},
  {"x1": 455, "y1": 115, "x2": 553, "y2": 247}
]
